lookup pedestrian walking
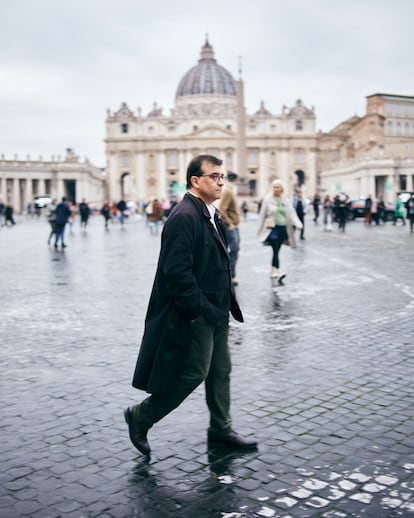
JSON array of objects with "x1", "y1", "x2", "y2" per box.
[
  {"x1": 292, "y1": 191, "x2": 307, "y2": 240},
  {"x1": 257, "y1": 179, "x2": 303, "y2": 281},
  {"x1": 377, "y1": 196, "x2": 387, "y2": 224},
  {"x1": 241, "y1": 200, "x2": 249, "y2": 221},
  {"x1": 323, "y1": 194, "x2": 333, "y2": 231},
  {"x1": 125, "y1": 154, "x2": 257, "y2": 457},
  {"x1": 79, "y1": 199, "x2": 90, "y2": 229},
  {"x1": 393, "y1": 196, "x2": 406, "y2": 226},
  {"x1": 147, "y1": 198, "x2": 164, "y2": 234},
  {"x1": 54, "y1": 197, "x2": 71, "y2": 249},
  {"x1": 364, "y1": 195, "x2": 372, "y2": 225},
  {"x1": 337, "y1": 195, "x2": 348, "y2": 232},
  {"x1": 333, "y1": 194, "x2": 340, "y2": 223},
  {"x1": 218, "y1": 171, "x2": 241, "y2": 285},
  {"x1": 0, "y1": 199, "x2": 5, "y2": 227},
  {"x1": 100, "y1": 201, "x2": 111, "y2": 229},
  {"x1": 117, "y1": 199, "x2": 127, "y2": 227},
  {"x1": 371, "y1": 196, "x2": 379, "y2": 225},
  {"x1": 46, "y1": 198, "x2": 58, "y2": 245},
  {"x1": 312, "y1": 194, "x2": 320, "y2": 223},
  {"x1": 4, "y1": 204, "x2": 16, "y2": 226},
  {"x1": 405, "y1": 194, "x2": 414, "y2": 233},
  {"x1": 110, "y1": 202, "x2": 118, "y2": 221}
]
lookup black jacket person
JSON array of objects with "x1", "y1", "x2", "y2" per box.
[{"x1": 125, "y1": 154, "x2": 257, "y2": 456}]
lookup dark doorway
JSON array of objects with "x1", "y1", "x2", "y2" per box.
[
  {"x1": 248, "y1": 179, "x2": 257, "y2": 197},
  {"x1": 64, "y1": 180, "x2": 76, "y2": 203}
]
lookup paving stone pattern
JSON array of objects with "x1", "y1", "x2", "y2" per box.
[{"x1": 1, "y1": 213, "x2": 413, "y2": 517}]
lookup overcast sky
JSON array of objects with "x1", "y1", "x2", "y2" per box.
[{"x1": 1, "y1": 0, "x2": 413, "y2": 167}]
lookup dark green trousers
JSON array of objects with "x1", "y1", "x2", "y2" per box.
[{"x1": 131, "y1": 316, "x2": 232, "y2": 437}]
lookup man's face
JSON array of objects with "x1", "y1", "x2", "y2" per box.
[{"x1": 192, "y1": 161, "x2": 224, "y2": 204}]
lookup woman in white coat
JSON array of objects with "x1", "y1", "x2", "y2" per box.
[{"x1": 257, "y1": 180, "x2": 303, "y2": 281}]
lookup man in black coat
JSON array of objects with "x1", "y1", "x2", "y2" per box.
[
  {"x1": 124, "y1": 155, "x2": 257, "y2": 456},
  {"x1": 54, "y1": 197, "x2": 71, "y2": 249}
]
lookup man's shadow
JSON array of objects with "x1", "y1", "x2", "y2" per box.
[{"x1": 126, "y1": 445, "x2": 257, "y2": 517}]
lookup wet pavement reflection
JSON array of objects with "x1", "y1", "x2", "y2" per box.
[{"x1": 1, "y1": 214, "x2": 413, "y2": 517}]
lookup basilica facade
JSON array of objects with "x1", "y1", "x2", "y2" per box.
[
  {"x1": 2, "y1": 40, "x2": 412, "y2": 214},
  {"x1": 105, "y1": 39, "x2": 318, "y2": 204}
]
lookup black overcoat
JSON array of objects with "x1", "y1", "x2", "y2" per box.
[{"x1": 132, "y1": 193, "x2": 243, "y2": 395}]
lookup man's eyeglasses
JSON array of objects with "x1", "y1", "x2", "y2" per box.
[{"x1": 199, "y1": 173, "x2": 226, "y2": 183}]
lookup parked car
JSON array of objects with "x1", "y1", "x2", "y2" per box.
[
  {"x1": 34, "y1": 195, "x2": 52, "y2": 208},
  {"x1": 349, "y1": 199, "x2": 366, "y2": 219},
  {"x1": 398, "y1": 191, "x2": 414, "y2": 203},
  {"x1": 349, "y1": 198, "x2": 395, "y2": 221}
]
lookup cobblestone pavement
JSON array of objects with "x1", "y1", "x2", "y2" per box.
[{"x1": 1, "y1": 212, "x2": 413, "y2": 518}]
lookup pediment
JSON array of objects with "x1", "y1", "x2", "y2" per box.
[
  {"x1": 190, "y1": 125, "x2": 234, "y2": 137},
  {"x1": 113, "y1": 102, "x2": 136, "y2": 121}
]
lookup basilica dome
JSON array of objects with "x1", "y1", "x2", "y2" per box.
[{"x1": 175, "y1": 39, "x2": 237, "y2": 99}]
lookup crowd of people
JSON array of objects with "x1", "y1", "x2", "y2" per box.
[
  {"x1": 3, "y1": 186, "x2": 413, "y2": 250},
  {"x1": 307, "y1": 192, "x2": 414, "y2": 233},
  {"x1": 39, "y1": 196, "x2": 181, "y2": 248}
]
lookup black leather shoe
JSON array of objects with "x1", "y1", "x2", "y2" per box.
[
  {"x1": 208, "y1": 431, "x2": 258, "y2": 451},
  {"x1": 124, "y1": 407, "x2": 151, "y2": 456}
]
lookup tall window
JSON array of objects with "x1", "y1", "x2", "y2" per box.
[
  {"x1": 121, "y1": 123, "x2": 128, "y2": 133},
  {"x1": 295, "y1": 149, "x2": 304, "y2": 164},
  {"x1": 248, "y1": 150, "x2": 257, "y2": 166},
  {"x1": 225, "y1": 151, "x2": 233, "y2": 169},
  {"x1": 167, "y1": 151, "x2": 177, "y2": 168},
  {"x1": 295, "y1": 120, "x2": 303, "y2": 131}
]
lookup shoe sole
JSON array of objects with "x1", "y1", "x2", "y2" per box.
[{"x1": 124, "y1": 408, "x2": 151, "y2": 456}]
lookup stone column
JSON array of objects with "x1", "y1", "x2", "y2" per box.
[
  {"x1": 158, "y1": 152, "x2": 167, "y2": 199},
  {"x1": 257, "y1": 148, "x2": 267, "y2": 198},
  {"x1": 179, "y1": 150, "x2": 187, "y2": 189},
  {"x1": 135, "y1": 151, "x2": 145, "y2": 202},
  {"x1": 307, "y1": 148, "x2": 317, "y2": 197},
  {"x1": 12, "y1": 178, "x2": 19, "y2": 212},
  {"x1": 236, "y1": 79, "x2": 246, "y2": 178},
  {"x1": 278, "y1": 145, "x2": 290, "y2": 194},
  {"x1": 57, "y1": 178, "x2": 65, "y2": 200},
  {"x1": 26, "y1": 175, "x2": 33, "y2": 207},
  {"x1": 108, "y1": 152, "x2": 119, "y2": 202},
  {"x1": 408, "y1": 173, "x2": 414, "y2": 191}
]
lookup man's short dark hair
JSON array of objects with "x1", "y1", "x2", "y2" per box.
[{"x1": 186, "y1": 154, "x2": 223, "y2": 189}]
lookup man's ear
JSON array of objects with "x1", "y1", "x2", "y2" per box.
[{"x1": 190, "y1": 176, "x2": 200, "y2": 190}]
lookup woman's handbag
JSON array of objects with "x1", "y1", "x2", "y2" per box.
[
  {"x1": 260, "y1": 227, "x2": 278, "y2": 246},
  {"x1": 267, "y1": 228, "x2": 279, "y2": 241}
]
